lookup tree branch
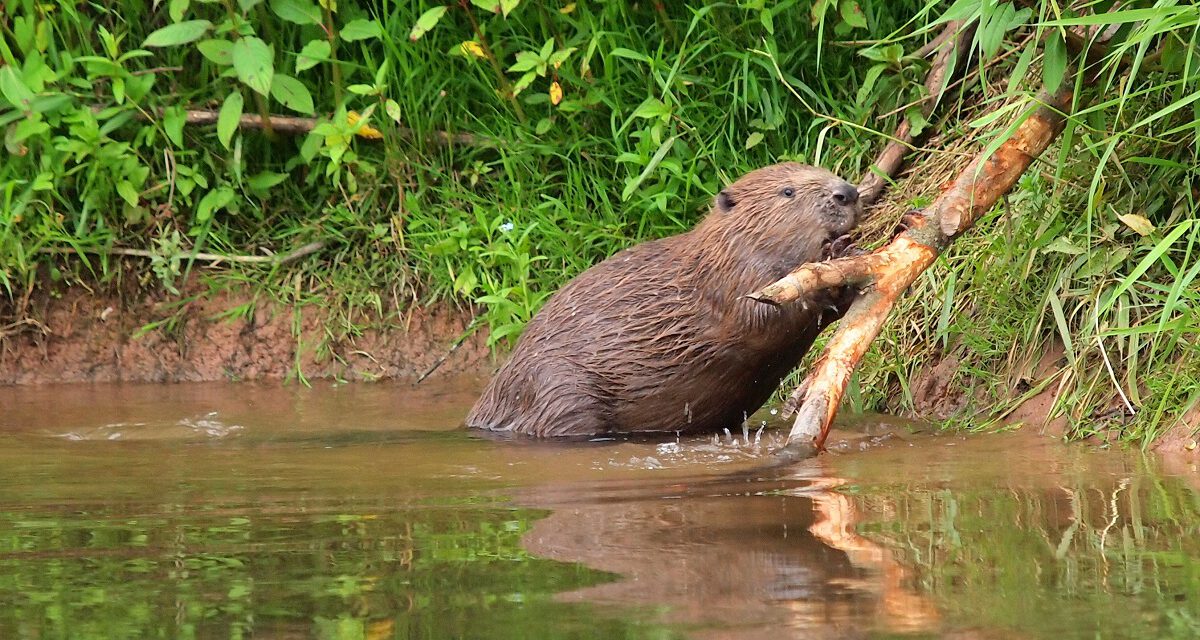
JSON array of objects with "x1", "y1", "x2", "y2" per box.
[
  {"x1": 91, "y1": 106, "x2": 492, "y2": 146},
  {"x1": 858, "y1": 20, "x2": 976, "y2": 206},
  {"x1": 39, "y1": 240, "x2": 327, "y2": 266},
  {"x1": 755, "y1": 87, "x2": 1074, "y2": 456}
]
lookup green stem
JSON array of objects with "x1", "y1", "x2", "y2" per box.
[
  {"x1": 324, "y1": 5, "x2": 344, "y2": 106},
  {"x1": 222, "y1": 0, "x2": 275, "y2": 137},
  {"x1": 461, "y1": 1, "x2": 526, "y2": 123}
]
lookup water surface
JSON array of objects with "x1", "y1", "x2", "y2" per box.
[{"x1": 1, "y1": 380, "x2": 1197, "y2": 639}]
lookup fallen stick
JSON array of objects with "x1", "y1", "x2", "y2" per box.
[
  {"x1": 38, "y1": 240, "x2": 326, "y2": 266},
  {"x1": 92, "y1": 106, "x2": 490, "y2": 146},
  {"x1": 752, "y1": 86, "x2": 1074, "y2": 456}
]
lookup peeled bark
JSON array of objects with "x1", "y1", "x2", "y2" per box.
[{"x1": 753, "y1": 87, "x2": 1074, "y2": 455}]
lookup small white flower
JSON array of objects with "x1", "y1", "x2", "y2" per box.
[{"x1": 499, "y1": 221, "x2": 514, "y2": 232}]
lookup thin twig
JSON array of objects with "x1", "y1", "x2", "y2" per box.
[{"x1": 417, "y1": 319, "x2": 482, "y2": 384}]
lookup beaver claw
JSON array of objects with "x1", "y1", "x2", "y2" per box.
[
  {"x1": 823, "y1": 234, "x2": 864, "y2": 260},
  {"x1": 893, "y1": 209, "x2": 925, "y2": 237}
]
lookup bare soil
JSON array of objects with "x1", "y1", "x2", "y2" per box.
[
  {"x1": 1, "y1": 281, "x2": 492, "y2": 385},
  {"x1": 3, "y1": 280, "x2": 1194, "y2": 456}
]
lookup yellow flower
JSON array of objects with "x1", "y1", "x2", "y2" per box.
[
  {"x1": 459, "y1": 40, "x2": 486, "y2": 58},
  {"x1": 347, "y1": 111, "x2": 383, "y2": 140}
]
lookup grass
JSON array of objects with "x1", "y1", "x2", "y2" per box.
[{"x1": 1, "y1": 0, "x2": 1198, "y2": 446}]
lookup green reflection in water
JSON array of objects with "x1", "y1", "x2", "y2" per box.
[
  {"x1": 847, "y1": 469, "x2": 1200, "y2": 639},
  {"x1": 0, "y1": 501, "x2": 680, "y2": 639}
]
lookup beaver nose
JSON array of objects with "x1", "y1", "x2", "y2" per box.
[{"x1": 831, "y1": 183, "x2": 859, "y2": 207}]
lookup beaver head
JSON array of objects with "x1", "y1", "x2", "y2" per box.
[{"x1": 700, "y1": 162, "x2": 861, "y2": 272}]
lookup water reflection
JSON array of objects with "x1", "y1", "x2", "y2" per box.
[
  {"x1": 515, "y1": 463, "x2": 941, "y2": 639},
  {"x1": 0, "y1": 381, "x2": 1197, "y2": 639}
]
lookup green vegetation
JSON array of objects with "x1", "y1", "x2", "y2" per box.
[
  {"x1": 1, "y1": 0, "x2": 1197, "y2": 444},
  {"x1": 847, "y1": 462, "x2": 1200, "y2": 639},
  {"x1": 0, "y1": 490, "x2": 678, "y2": 639}
]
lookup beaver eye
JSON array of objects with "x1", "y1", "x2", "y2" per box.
[{"x1": 781, "y1": 187, "x2": 796, "y2": 198}]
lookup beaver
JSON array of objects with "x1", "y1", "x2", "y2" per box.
[{"x1": 466, "y1": 162, "x2": 862, "y2": 438}]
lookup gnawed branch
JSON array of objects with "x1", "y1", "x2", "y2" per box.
[{"x1": 754, "y1": 87, "x2": 1074, "y2": 456}]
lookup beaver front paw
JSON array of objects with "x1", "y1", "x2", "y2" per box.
[
  {"x1": 823, "y1": 234, "x2": 866, "y2": 260},
  {"x1": 893, "y1": 209, "x2": 925, "y2": 237}
]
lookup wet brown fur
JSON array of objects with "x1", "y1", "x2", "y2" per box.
[{"x1": 466, "y1": 163, "x2": 861, "y2": 437}]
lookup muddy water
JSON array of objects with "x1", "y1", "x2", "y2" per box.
[{"x1": 0, "y1": 381, "x2": 1198, "y2": 639}]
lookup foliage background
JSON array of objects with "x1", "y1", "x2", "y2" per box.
[{"x1": 1, "y1": 0, "x2": 1198, "y2": 445}]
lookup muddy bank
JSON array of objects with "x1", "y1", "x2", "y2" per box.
[
  {"x1": 3, "y1": 281, "x2": 1195, "y2": 456},
  {"x1": 1, "y1": 282, "x2": 491, "y2": 385}
]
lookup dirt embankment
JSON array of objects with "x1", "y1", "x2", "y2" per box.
[
  {"x1": 3, "y1": 280, "x2": 1195, "y2": 456},
  {"x1": 1, "y1": 282, "x2": 492, "y2": 385}
]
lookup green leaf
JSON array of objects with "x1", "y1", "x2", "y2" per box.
[
  {"x1": 232, "y1": 37, "x2": 274, "y2": 96},
  {"x1": 631, "y1": 97, "x2": 669, "y2": 120},
  {"x1": 409, "y1": 6, "x2": 448, "y2": 41},
  {"x1": 270, "y1": 0, "x2": 321, "y2": 25},
  {"x1": 508, "y1": 51, "x2": 541, "y2": 73},
  {"x1": 622, "y1": 136, "x2": 676, "y2": 201},
  {"x1": 609, "y1": 48, "x2": 652, "y2": 63},
  {"x1": 905, "y1": 105, "x2": 929, "y2": 137},
  {"x1": 1042, "y1": 7, "x2": 1187, "y2": 27},
  {"x1": 1006, "y1": 38, "x2": 1038, "y2": 93},
  {"x1": 384, "y1": 98, "x2": 401, "y2": 123},
  {"x1": 0, "y1": 66, "x2": 36, "y2": 112},
  {"x1": 196, "y1": 39, "x2": 234, "y2": 65},
  {"x1": 855, "y1": 64, "x2": 885, "y2": 105},
  {"x1": 163, "y1": 105, "x2": 186, "y2": 147},
  {"x1": 374, "y1": 59, "x2": 389, "y2": 87},
  {"x1": 300, "y1": 130, "x2": 323, "y2": 162},
  {"x1": 142, "y1": 20, "x2": 212, "y2": 48},
  {"x1": 977, "y1": 3, "x2": 1012, "y2": 59},
  {"x1": 195, "y1": 186, "x2": 235, "y2": 222},
  {"x1": 745, "y1": 131, "x2": 764, "y2": 150},
  {"x1": 498, "y1": 0, "x2": 519, "y2": 17},
  {"x1": 10, "y1": 116, "x2": 48, "y2": 143},
  {"x1": 510, "y1": 71, "x2": 536, "y2": 96},
  {"x1": 169, "y1": 0, "x2": 191, "y2": 22},
  {"x1": 470, "y1": 0, "x2": 501, "y2": 13},
  {"x1": 295, "y1": 39, "x2": 330, "y2": 72},
  {"x1": 1042, "y1": 31, "x2": 1067, "y2": 94},
  {"x1": 238, "y1": 0, "x2": 264, "y2": 10},
  {"x1": 1043, "y1": 237, "x2": 1085, "y2": 255},
  {"x1": 117, "y1": 181, "x2": 140, "y2": 207},
  {"x1": 247, "y1": 171, "x2": 287, "y2": 191},
  {"x1": 270, "y1": 74, "x2": 314, "y2": 114},
  {"x1": 340, "y1": 19, "x2": 382, "y2": 42},
  {"x1": 838, "y1": 0, "x2": 867, "y2": 29},
  {"x1": 218, "y1": 91, "x2": 243, "y2": 149},
  {"x1": 547, "y1": 47, "x2": 576, "y2": 69}
]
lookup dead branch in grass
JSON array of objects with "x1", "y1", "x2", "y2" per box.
[
  {"x1": 39, "y1": 240, "x2": 327, "y2": 266},
  {"x1": 90, "y1": 106, "x2": 491, "y2": 146}
]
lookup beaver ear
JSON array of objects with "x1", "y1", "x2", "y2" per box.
[{"x1": 717, "y1": 190, "x2": 736, "y2": 213}]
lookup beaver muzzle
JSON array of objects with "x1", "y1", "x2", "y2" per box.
[{"x1": 825, "y1": 181, "x2": 861, "y2": 235}]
